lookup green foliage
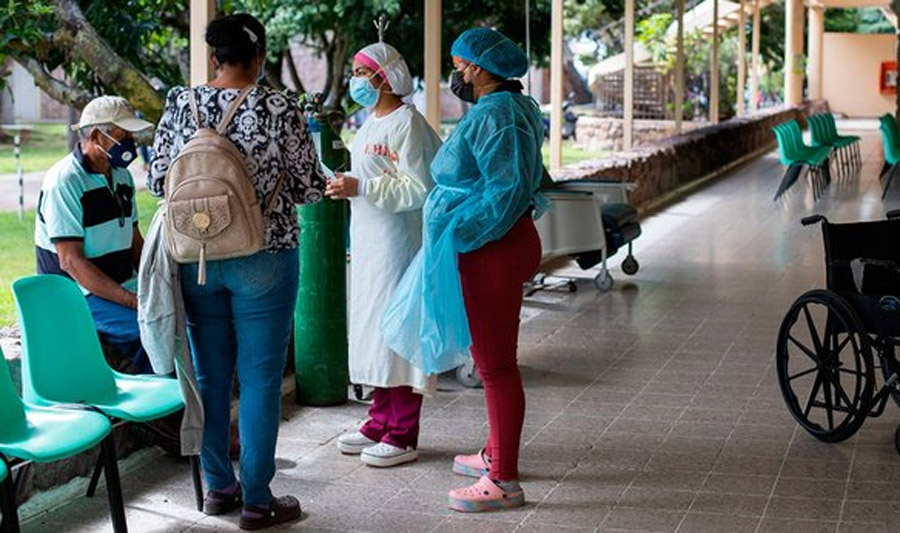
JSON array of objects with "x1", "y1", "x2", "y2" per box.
[
  {"x1": 636, "y1": 13, "x2": 672, "y2": 64},
  {"x1": 825, "y1": 8, "x2": 860, "y2": 33}
]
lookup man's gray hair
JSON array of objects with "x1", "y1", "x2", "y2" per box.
[{"x1": 79, "y1": 123, "x2": 116, "y2": 141}]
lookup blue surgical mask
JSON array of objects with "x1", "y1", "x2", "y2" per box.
[
  {"x1": 349, "y1": 76, "x2": 380, "y2": 108},
  {"x1": 100, "y1": 131, "x2": 138, "y2": 169}
]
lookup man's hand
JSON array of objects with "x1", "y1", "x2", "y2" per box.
[
  {"x1": 56, "y1": 240, "x2": 138, "y2": 309},
  {"x1": 325, "y1": 173, "x2": 359, "y2": 199}
]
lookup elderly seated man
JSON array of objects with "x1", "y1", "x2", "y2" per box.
[{"x1": 34, "y1": 95, "x2": 154, "y2": 374}]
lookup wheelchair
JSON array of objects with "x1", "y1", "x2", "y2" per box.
[{"x1": 777, "y1": 210, "x2": 900, "y2": 449}]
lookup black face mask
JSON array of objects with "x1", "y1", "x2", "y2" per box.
[{"x1": 451, "y1": 70, "x2": 476, "y2": 103}]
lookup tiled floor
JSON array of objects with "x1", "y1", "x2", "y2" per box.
[{"x1": 20, "y1": 122, "x2": 900, "y2": 532}]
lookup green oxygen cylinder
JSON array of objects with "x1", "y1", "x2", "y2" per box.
[{"x1": 294, "y1": 95, "x2": 350, "y2": 406}]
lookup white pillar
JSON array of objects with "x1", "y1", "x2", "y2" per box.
[
  {"x1": 550, "y1": 0, "x2": 564, "y2": 170},
  {"x1": 190, "y1": 0, "x2": 215, "y2": 86},
  {"x1": 808, "y1": 5, "x2": 825, "y2": 101},
  {"x1": 710, "y1": 0, "x2": 719, "y2": 124},
  {"x1": 624, "y1": 0, "x2": 635, "y2": 149},
  {"x1": 737, "y1": 0, "x2": 747, "y2": 116},
  {"x1": 675, "y1": 0, "x2": 685, "y2": 133},
  {"x1": 750, "y1": 0, "x2": 761, "y2": 112},
  {"x1": 424, "y1": 0, "x2": 442, "y2": 132},
  {"x1": 784, "y1": 0, "x2": 805, "y2": 106}
]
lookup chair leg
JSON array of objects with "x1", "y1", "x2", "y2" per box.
[
  {"x1": 775, "y1": 164, "x2": 803, "y2": 200},
  {"x1": 86, "y1": 451, "x2": 104, "y2": 498},
  {"x1": 880, "y1": 161, "x2": 891, "y2": 180},
  {"x1": 100, "y1": 434, "x2": 128, "y2": 533},
  {"x1": 191, "y1": 456, "x2": 203, "y2": 513},
  {"x1": 0, "y1": 460, "x2": 20, "y2": 533},
  {"x1": 883, "y1": 164, "x2": 898, "y2": 200}
]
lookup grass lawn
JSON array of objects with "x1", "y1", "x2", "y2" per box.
[
  {"x1": 0, "y1": 190, "x2": 160, "y2": 327},
  {"x1": 542, "y1": 141, "x2": 609, "y2": 169},
  {"x1": 0, "y1": 124, "x2": 70, "y2": 175}
]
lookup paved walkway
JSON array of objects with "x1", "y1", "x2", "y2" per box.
[
  {"x1": 18, "y1": 121, "x2": 900, "y2": 532},
  {"x1": 0, "y1": 166, "x2": 148, "y2": 212}
]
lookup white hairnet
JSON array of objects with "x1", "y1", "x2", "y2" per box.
[{"x1": 354, "y1": 42, "x2": 414, "y2": 97}]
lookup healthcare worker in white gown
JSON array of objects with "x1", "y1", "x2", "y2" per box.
[{"x1": 327, "y1": 42, "x2": 442, "y2": 468}]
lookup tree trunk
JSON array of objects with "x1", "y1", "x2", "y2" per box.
[
  {"x1": 52, "y1": 0, "x2": 164, "y2": 122},
  {"x1": 285, "y1": 47, "x2": 306, "y2": 94},
  {"x1": 324, "y1": 34, "x2": 350, "y2": 117},
  {"x1": 11, "y1": 53, "x2": 93, "y2": 110}
]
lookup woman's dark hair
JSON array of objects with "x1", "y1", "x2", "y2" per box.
[{"x1": 206, "y1": 13, "x2": 266, "y2": 69}]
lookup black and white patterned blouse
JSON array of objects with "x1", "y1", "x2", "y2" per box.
[{"x1": 148, "y1": 85, "x2": 326, "y2": 251}]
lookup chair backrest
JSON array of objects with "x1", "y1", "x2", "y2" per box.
[
  {"x1": 783, "y1": 120, "x2": 809, "y2": 150},
  {"x1": 772, "y1": 124, "x2": 795, "y2": 165},
  {"x1": 880, "y1": 119, "x2": 900, "y2": 164},
  {"x1": 808, "y1": 115, "x2": 830, "y2": 146},
  {"x1": 822, "y1": 113, "x2": 840, "y2": 139},
  {"x1": 0, "y1": 347, "x2": 27, "y2": 441},
  {"x1": 11, "y1": 275, "x2": 117, "y2": 405}
]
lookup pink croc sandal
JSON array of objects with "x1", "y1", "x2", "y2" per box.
[
  {"x1": 452, "y1": 449, "x2": 490, "y2": 478},
  {"x1": 448, "y1": 476, "x2": 525, "y2": 513}
]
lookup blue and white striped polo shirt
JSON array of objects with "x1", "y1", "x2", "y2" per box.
[{"x1": 35, "y1": 143, "x2": 139, "y2": 293}]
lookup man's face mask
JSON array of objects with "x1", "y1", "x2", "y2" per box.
[
  {"x1": 99, "y1": 130, "x2": 138, "y2": 169},
  {"x1": 451, "y1": 64, "x2": 476, "y2": 103}
]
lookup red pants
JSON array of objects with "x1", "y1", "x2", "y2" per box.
[
  {"x1": 459, "y1": 216, "x2": 542, "y2": 481},
  {"x1": 360, "y1": 386, "x2": 424, "y2": 449}
]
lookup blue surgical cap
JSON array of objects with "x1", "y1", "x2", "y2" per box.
[{"x1": 450, "y1": 28, "x2": 529, "y2": 79}]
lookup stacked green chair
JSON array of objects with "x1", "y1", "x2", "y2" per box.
[
  {"x1": 772, "y1": 120, "x2": 831, "y2": 200},
  {"x1": 11, "y1": 275, "x2": 194, "y2": 524},
  {"x1": 879, "y1": 114, "x2": 900, "y2": 199},
  {"x1": 808, "y1": 113, "x2": 861, "y2": 174},
  {"x1": 822, "y1": 113, "x2": 861, "y2": 168},
  {"x1": 0, "y1": 347, "x2": 117, "y2": 533}
]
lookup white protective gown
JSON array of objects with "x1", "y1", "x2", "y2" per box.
[{"x1": 348, "y1": 104, "x2": 442, "y2": 393}]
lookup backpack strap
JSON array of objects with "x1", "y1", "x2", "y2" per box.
[
  {"x1": 216, "y1": 84, "x2": 256, "y2": 135},
  {"x1": 188, "y1": 88, "x2": 202, "y2": 129},
  {"x1": 262, "y1": 172, "x2": 287, "y2": 217}
]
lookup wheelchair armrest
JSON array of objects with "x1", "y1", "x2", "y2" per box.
[{"x1": 801, "y1": 214, "x2": 826, "y2": 226}]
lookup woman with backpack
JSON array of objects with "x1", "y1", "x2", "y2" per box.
[
  {"x1": 328, "y1": 42, "x2": 442, "y2": 468},
  {"x1": 148, "y1": 13, "x2": 325, "y2": 530}
]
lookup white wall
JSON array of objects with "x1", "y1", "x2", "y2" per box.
[{"x1": 823, "y1": 33, "x2": 896, "y2": 118}]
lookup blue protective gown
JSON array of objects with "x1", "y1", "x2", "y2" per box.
[{"x1": 381, "y1": 90, "x2": 545, "y2": 374}]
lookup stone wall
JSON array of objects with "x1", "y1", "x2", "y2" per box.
[
  {"x1": 576, "y1": 117, "x2": 706, "y2": 152},
  {"x1": 555, "y1": 102, "x2": 828, "y2": 210}
]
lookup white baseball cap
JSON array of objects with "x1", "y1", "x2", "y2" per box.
[{"x1": 74, "y1": 96, "x2": 153, "y2": 132}]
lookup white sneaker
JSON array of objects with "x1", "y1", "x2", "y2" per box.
[
  {"x1": 337, "y1": 431, "x2": 377, "y2": 455},
  {"x1": 360, "y1": 442, "x2": 419, "y2": 468}
]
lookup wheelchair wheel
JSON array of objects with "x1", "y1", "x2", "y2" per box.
[
  {"x1": 878, "y1": 343, "x2": 900, "y2": 407},
  {"x1": 621, "y1": 255, "x2": 639, "y2": 276},
  {"x1": 776, "y1": 289, "x2": 874, "y2": 443}
]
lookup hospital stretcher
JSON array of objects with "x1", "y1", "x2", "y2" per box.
[{"x1": 529, "y1": 179, "x2": 641, "y2": 294}]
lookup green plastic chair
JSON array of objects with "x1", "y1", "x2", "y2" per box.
[
  {"x1": 0, "y1": 347, "x2": 120, "y2": 533},
  {"x1": 0, "y1": 456, "x2": 14, "y2": 533},
  {"x1": 11, "y1": 275, "x2": 192, "y2": 513},
  {"x1": 879, "y1": 115, "x2": 900, "y2": 199},
  {"x1": 773, "y1": 121, "x2": 831, "y2": 200}
]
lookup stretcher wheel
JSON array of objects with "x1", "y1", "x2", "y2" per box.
[
  {"x1": 456, "y1": 360, "x2": 482, "y2": 388},
  {"x1": 776, "y1": 289, "x2": 874, "y2": 443},
  {"x1": 621, "y1": 255, "x2": 639, "y2": 276},
  {"x1": 594, "y1": 271, "x2": 613, "y2": 292}
]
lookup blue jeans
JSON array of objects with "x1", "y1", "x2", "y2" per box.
[
  {"x1": 180, "y1": 248, "x2": 298, "y2": 507},
  {"x1": 85, "y1": 295, "x2": 153, "y2": 374}
]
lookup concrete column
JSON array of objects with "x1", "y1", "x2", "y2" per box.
[
  {"x1": 808, "y1": 5, "x2": 825, "y2": 101},
  {"x1": 424, "y1": 0, "x2": 442, "y2": 131},
  {"x1": 624, "y1": 0, "x2": 635, "y2": 149},
  {"x1": 675, "y1": 0, "x2": 685, "y2": 133},
  {"x1": 710, "y1": 0, "x2": 719, "y2": 124},
  {"x1": 550, "y1": 0, "x2": 564, "y2": 170},
  {"x1": 784, "y1": 0, "x2": 805, "y2": 106},
  {"x1": 190, "y1": 0, "x2": 215, "y2": 86},
  {"x1": 737, "y1": 0, "x2": 747, "y2": 116},
  {"x1": 750, "y1": 0, "x2": 761, "y2": 112}
]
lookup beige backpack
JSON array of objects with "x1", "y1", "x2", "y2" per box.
[{"x1": 164, "y1": 85, "x2": 284, "y2": 285}]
